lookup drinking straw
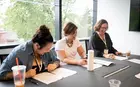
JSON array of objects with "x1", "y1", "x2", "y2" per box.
[{"x1": 16, "y1": 58, "x2": 22, "y2": 84}]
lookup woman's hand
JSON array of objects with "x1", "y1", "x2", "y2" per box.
[
  {"x1": 78, "y1": 59, "x2": 87, "y2": 65},
  {"x1": 104, "y1": 53, "x2": 115, "y2": 59},
  {"x1": 115, "y1": 52, "x2": 122, "y2": 56},
  {"x1": 47, "y1": 64, "x2": 57, "y2": 72},
  {"x1": 26, "y1": 68, "x2": 36, "y2": 78}
]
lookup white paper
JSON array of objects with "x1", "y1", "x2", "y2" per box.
[
  {"x1": 33, "y1": 72, "x2": 62, "y2": 84},
  {"x1": 82, "y1": 63, "x2": 102, "y2": 69},
  {"x1": 115, "y1": 56, "x2": 128, "y2": 60},
  {"x1": 51, "y1": 68, "x2": 77, "y2": 78},
  {"x1": 128, "y1": 59, "x2": 140, "y2": 64},
  {"x1": 33, "y1": 68, "x2": 77, "y2": 84},
  {"x1": 94, "y1": 59, "x2": 113, "y2": 66},
  {"x1": 135, "y1": 73, "x2": 140, "y2": 79}
]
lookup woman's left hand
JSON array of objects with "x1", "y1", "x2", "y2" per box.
[
  {"x1": 115, "y1": 52, "x2": 122, "y2": 56},
  {"x1": 47, "y1": 64, "x2": 57, "y2": 72}
]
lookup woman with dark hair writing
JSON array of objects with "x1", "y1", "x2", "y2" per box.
[{"x1": 0, "y1": 25, "x2": 60, "y2": 80}]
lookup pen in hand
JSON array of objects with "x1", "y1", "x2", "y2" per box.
[{"x1": 29, "y1": 79, "x2": 39, "y2": 85}]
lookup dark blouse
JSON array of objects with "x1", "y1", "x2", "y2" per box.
[{"x1": 88, "y1": 32, "x2": 117, "y2": 57}]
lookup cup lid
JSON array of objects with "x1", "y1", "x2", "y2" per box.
[{"x1": 11, "y1": 65, "x2": 26, "y2": 71}]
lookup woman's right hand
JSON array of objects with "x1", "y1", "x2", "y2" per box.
[
  {"x1": 26, "y1": 68, "x2": 36, "y2": 78},
  {"x1": 78, "y1": 59, "x2": 87, "y2": 65}
]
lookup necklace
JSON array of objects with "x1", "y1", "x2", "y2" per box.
[
  {"x1": 33, "y1": 53, "x2": 42, "y2": 72},
  {"x1": 98, "y1": 33, "x2": 107, "y2": 48},
  {"x1": 66, "y1": 38, "x2": 73, "y2": 47}
]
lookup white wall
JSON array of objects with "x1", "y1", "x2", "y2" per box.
[{"x1": 97, "y1": 0, "x2": 140, "y2": 55}]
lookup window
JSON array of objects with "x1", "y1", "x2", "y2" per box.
[
  {"x1": 0, "y1": 0, "x2": 95, "y2": 43},
  {"x1": 0, "y1": 0, "x2": 55, "y2": 41},
  {"x1": 62, "y1": 0, "x2": 93, "y2": 38}
]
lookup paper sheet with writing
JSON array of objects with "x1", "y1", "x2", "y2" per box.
[
  {"x1": 135, "y1": 73, "x2": 140, "y2": 79},
  {"x1": 33, "y1": 72, "x2": 62, "y2": 84},
  {"x1": 82, "y1": 63, "x2": 102, "y2": 69},
  {"x1": 33, "y1": 68, "x2": 77, "y2": 84},
  {"x1": 128, "y1": 59, "x2": 140, "y2": 64},
  {"x1": 115, "y1": 56, "x2": 128, "y2": 60},
  {"x1": 94, "y1": 59, "x2": 113, "y2": 66},
  {"x1": 51, "y1": 68, "x2": 77, "y2": 78}
]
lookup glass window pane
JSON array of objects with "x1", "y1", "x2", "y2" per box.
[
  {"x1": 62, "y1": 0, "x2": 93, "y2": 38},
  {"x1": 0, "y1": 0, "x2": 55, "y2": 42}
]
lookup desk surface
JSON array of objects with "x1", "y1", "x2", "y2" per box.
[{"x1": 0, "y1": 55, "x2": 140, "y2": 87}]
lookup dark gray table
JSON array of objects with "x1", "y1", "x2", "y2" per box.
[{"x1": 0, "y1": 55, "x2": 140, "y2": 87}]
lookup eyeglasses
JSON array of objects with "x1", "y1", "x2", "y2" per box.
[{"x1": 100, "y1": 27, "x2": 108, "y2": 29}]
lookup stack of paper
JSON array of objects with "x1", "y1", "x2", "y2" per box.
[
  {"x1": 82, "y1": 63, "x2": 102, "y2": 69},
  {"x1": 115, "y1": 56, "x2": 128, "y2": 60},
  {"x1": 33, "y1": 68, "x2": 77, "y2": 84},
  {"x1": 94, "y1": 59, "x2": 113, "y2": 66},
  {"x1": 128, "y1": 59, "x2": 140, "y2": 64},
  {"x1": 135, "y1": 73, "x2": 140, "y2": 79}
]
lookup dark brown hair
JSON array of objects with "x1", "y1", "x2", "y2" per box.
[
  {"x1": 32, "y1": 25, "x2": 53, "y2": 49},
  {"x1": 63, "y1": 22, "x2": 77, "y2": 36},
  {"x1": 94, "y1": 19, "x2": 108, "y2": 31}
]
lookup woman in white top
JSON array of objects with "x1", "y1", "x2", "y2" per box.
[{"x1": 55, "y1": 22, "x2": 87, "y2": 65}]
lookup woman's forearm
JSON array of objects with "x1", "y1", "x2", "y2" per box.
[
  {"x1": 0, "y1": 72, "x2": 13, "y2": 80},
  {"x1": 80, "y1": 52, "x2": 87, "y2": 59},
  {"x1": 63, "y1": 58, "x2": 79, "y2": 65}
]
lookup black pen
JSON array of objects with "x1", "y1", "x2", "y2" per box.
[{"x1": 29, "y1": 79, "x2": 39, "y2": 85}]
